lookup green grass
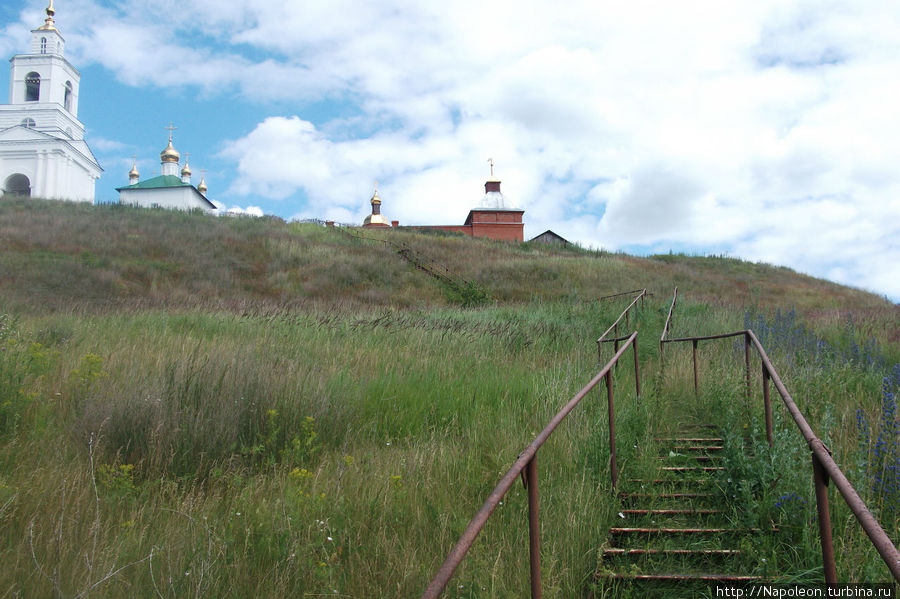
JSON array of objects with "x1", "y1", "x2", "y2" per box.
[{"x1": 0, "y1": 200, "x2": 898, "y2": 596}]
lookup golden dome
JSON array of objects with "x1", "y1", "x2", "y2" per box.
[
  {"x1": 363, "y1": 213, "x2": 390, "y2": 226},
  {"x1": 128, "y1": 160, "x2": 139, "y2": 178},
  {"x1": 181, "y1": 162, "x2": 191, "y2": 177},
  {"x1": 198, "y1": 178, "x2": 208, "y2": 194},
  {"x1": 363, "y1": 182, "x2": 389, "y2": 226},
  {"x1": 160, "y1": 138, "x2": 180, "y2": 163}
]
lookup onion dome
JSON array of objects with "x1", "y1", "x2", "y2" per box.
[
  {"x1": 181, "y1": 161, "x2": 191, "y2": 178},
  {"x1": 198, "y1": 177, "x2": 208, "y2": 194},
  {"x1": 128, "y1": 159, "x2": 139, "y2": 181},
  {"x1": 363, "y1": 184, "x2": 390, "y2": 226},
  {"x1": 160, "y1": 138, "x2": 180, "y2": 163}
]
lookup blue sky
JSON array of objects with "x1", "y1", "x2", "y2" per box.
[{"x1": 2, "y1": 0, "x2": 899, "y2": 300}]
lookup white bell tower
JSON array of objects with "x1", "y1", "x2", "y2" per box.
[{"x1": 0, "y1": 1, "x2": 101, "y2": 202}]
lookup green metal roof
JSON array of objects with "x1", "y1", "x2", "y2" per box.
[{"x1": 116, "y1": 175, "x2": 187, "y2": 191}]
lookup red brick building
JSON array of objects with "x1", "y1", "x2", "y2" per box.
[{"x1": 362, "y1": 175, "x2": 524, "y2": 243}]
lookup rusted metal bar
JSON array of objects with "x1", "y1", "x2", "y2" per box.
[
  {"x1": 614, "y1": 326, "x2": 620, "y2": 370},
  {"x1": 762, "y1": 366, "x2": 773, "y2": 448},
  {"x1": 607, "y1": 370, "x2": 617, "y2": 488},
  {"x1": 812, "y1": 449, "x2": 838, "y2": 584},
  {"x1": 597, "y1": 292, "x2": 645, "y2": 345},
  {"x1": 692, "y1": 339, "x2": 699, "y2": 398},
  {"x1": 746, "y1": 331, "x2": 900, "y2": 583},
  {"x1": 526, "y1": 456, "x2": 542, "y2": 599},
  {"x1": 658, "y1": 328, "x2": 900, "y2": 583},
  {"x1": 664, "y1": 331, "x2": 746, "y2": 343},
  {"x1": 633, "y1": 336, "x2": 641, "y2": 397},
  {"x1": 599, "y1": 289, "x2": 645, "y2": 302},
  {"x1": 421, "y1": 333, "x2": 639, "y2": 598},
  {"x1": 660, "y1": 287, "x2": 677, "y2": 346},
  {"x1": 744, "y1": 333, "x2": 752, "y2": 402}
]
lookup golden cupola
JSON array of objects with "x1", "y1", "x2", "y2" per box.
[
  {"x1": 128, "y1": 159, "x2": 140, "y2": 183},
  {"x1": 160, "y1": 138, "x2": 180, "y2": 163},
  {"x1": 362, "y1": 183, "x2": 390, "y2": 227}
]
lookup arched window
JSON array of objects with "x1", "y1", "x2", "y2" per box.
[
  {"x1": 3, "y1": 174, "x2": 31, "y2": 198},
  {"x1": 64, "y1": 81, "x2": 73, "y2": 112},
  {"x1": 20, "y1": 118, "x2": 36, "y2": 128},
  {"x1": 40, "y1": 37, "x2": 47, "y2": 54},
  {"x1": 25, "y1": 72, "x2": 40, "y2": 102}
]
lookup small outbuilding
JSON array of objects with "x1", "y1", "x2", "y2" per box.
[{"x1": 529, "y1": 230, "x2": 571, "y2": 247}]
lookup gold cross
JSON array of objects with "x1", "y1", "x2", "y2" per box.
[
  {"x1": 165, "y1": 122, "x2": 177, "y2": 142},
  {"x1": 487, "y1": 158, "x2": 494, "y2": 177}
]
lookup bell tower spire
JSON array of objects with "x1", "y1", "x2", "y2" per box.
[{"x1": 37, "y1": 1, "x2": 58, "y2": 32}]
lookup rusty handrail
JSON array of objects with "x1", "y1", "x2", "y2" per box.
[
  {"x1": 660, "y1": 286, "x2": 678, "y2": 343},
  {"x1": 599, "y1": 289, "x2": 647, "y2": 302},
  {"x1": 659, "y1": 287, "x2": 678, "y2": 364},
  {"x1": 422, "y1": 332, "x2": 641, "y2": 599},
  {"x1": 597, "y1": 289, "x2": 646, "y2": 359},
  {"x1": 662, "y1": 328, "x2": 900, "y2": 583}
]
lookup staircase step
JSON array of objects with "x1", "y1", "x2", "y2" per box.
[
  {"x1": 661, "y1": 466, "x2": 725, "y2": 473},
  {"x1": 628, "y1": 478, "x2": 712, "y2": 485},
  {"x1": 610, "y1": 527, "x2": 771, "y2": 536},
  {"x1": 620, "y1": 509, "x2": 722, "y2": 517},
  {"x1": 658, "y1": 455, "x2": 721, "y2": 462},
  {"x1": 656, "y1": 437, "x2": 723, "y2": 443},
  {"x1": 598, "y1": 572, "x2": 762, "y2": 582},
  {"x1": 603, "y1": 548, "x2": 741, "y2": 557},
  {"x1": 620, "y1": 492, "x2": 716, "y2": 500},
  {"x1": 670, "y1": 445, "x2": 724, "y2": 452}
]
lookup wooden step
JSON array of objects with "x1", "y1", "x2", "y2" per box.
[
  {"x1": 628, "y1": 478, "x2": 712, "y2": 485},
  {"x1": 658, "y1": 455, "x2": 721, "y2": 462},
  {"x1": 620, "y1": 492, "x2": 716, "y2": 500},
  {"x1": 656, "y1": 437, "x2": 723, "y2": 443},
  {"x1": 598, "y1": 572, "x2": 762, "y2": 582},
  {"x1": 620, "y1": 509, "x2": 722, "y2": 517},
  {"x1": 660, "y1": 466, "x2": 725, "y2": 473},
  {"x1": 602, "y1": 548, "x2": 741, "y2": 557},
  {"x1": 610, "y1": 527, "x2": 772, "y2": 536},
  {"x1": 670, "y1": 445, "x2": 724, "y2": 452}
]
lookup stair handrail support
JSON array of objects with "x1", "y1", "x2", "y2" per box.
[
  {"x1": 422, "y1": 332, "x2": 640, "y2": 599},
  {"x1": 661, "y1": 328, "x2": 900, "y2": 583}
]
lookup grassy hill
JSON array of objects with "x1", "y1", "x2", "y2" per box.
[{"x1": 0, "y1": 199, "x2": 897, "y2": 596}]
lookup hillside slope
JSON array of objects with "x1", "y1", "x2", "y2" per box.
[
  {"x1": 1, "y1": 199, "x2": 899, "y2": 595},
  {"x1": 0, "y1": 199, "x2": 894, "y2": 319}
]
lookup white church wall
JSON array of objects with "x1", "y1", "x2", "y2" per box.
[{"x1": 120, "y1": 187, "x2": 214, "y2": 212}]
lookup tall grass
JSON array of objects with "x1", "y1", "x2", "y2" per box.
[{"x1": 1, "y1": 201, "x2": 898, "y2": 595}]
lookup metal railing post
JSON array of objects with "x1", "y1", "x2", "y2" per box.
[
  {"x1": 525, "y1": 456, "x2": 542, "y2": 599},
  {"x1": 744, "y1": 333, "x2": 752, "y2": 401},
  {"x1": 692, "y1": 339, "x2": 699, "y2": 398},
  {"x1": 633, "y1": 336, "x2": 641, "y2": 398},
  {"x1": 614, "y1": 324, "x2": 620, "y2": 370},
  {"x1": 812, "y1": 449, "x2": 838, "y2": 584},
  {"x1": 762, "y1": 366, "x2": 774, "y2": 448},
  {"x1": 606, "y1": 370, "x2": 617, "y2": 488}
]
